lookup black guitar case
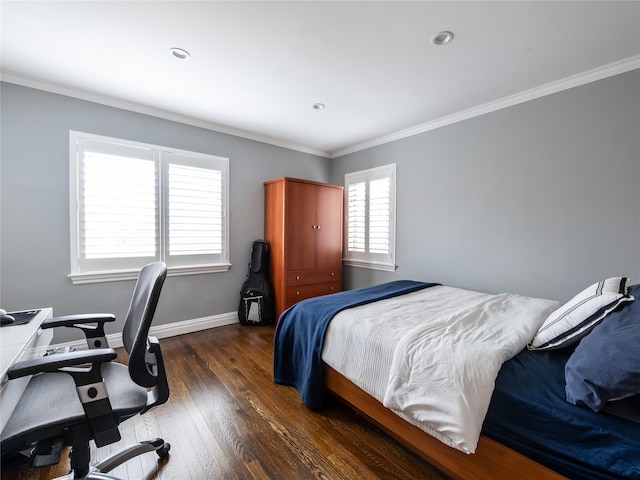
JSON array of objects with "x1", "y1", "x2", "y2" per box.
[{"x1": 238, "y1": 240, "x2": 275, "y2": 326}]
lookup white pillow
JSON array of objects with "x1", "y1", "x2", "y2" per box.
[{"x1": 528, "y1": 277, "x2": 632, "y2": 350}]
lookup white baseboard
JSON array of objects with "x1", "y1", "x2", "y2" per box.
[{"x1": 50, "y1": 311, "x2": 239, "y2": 350}]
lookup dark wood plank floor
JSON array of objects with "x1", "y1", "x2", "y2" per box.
[{"x1": 1, "y1": 324, "x2": 450, "y2": 480}]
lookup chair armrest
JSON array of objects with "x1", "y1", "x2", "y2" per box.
[
  {"x1": 42, "y1": 314, "x2": 115, "y2": 349},
  {"x1": 8, "y1": 348, "x2": 117, "y2": 379},
  {"x1": 42, "y1": 313, "x2": 115, "y2": 329}
]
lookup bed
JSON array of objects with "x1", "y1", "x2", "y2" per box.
[{"x1": 273, "y1": 279, "x2": 640, "y2": 480}]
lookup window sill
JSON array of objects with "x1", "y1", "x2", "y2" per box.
[
  {"x1": 69, "y1": 263, "x2": 232, "y2": 284},
  {"x1": 343, "y1": 259, "x2": 397, "y2": 272}
]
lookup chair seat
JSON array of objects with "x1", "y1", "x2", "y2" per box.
[{"x1": 1, "y1": 362, "x2": 148, "y2": 450}]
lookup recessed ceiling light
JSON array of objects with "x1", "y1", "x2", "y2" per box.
[
  {"x1": 432, "y1": 31, "x2": 454, "y2": 46},
  {"x1": 313, "y1": 103, "x2": 326, "y2": 110},
  {"x1": 170, "y1": 47, "x2": 190, "y2": 60}
]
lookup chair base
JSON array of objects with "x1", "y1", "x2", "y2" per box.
[{"x1": 54, "y1": 438, "x2": 170, "y2": 480}]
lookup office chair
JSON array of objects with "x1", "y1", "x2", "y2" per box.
[{"x1": 1, "y1": 261, "x2": 170, "y2": 479}]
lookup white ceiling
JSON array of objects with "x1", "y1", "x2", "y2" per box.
[{"x1": 2, "y1": 1, "x2": 639, "y2": 158}]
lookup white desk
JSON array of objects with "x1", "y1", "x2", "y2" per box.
[{"x1": 0, "y1": 308, "x2": 53, "y2": 432}]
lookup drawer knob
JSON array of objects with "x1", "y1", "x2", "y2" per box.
[
  {"x1": 330, "y1": 286, "x2": 334, "y2": 291},
  {"x1": 296, "y1": 291, "x2": 300, "y2": 296},
  {"x1": 331, "y1": 272, "x2": 334, "y2": 277},
  {"x1": 296, "y1": 275, "x2": 300, "y2": 280}
]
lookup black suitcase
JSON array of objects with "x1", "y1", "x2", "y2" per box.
[{"x1": 238, "y1": 240, "x2": 275, "y2": 326}]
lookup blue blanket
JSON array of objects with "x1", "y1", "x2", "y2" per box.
[{"x1": 273, "y1": 280, "x2": 437, "y2": 410}]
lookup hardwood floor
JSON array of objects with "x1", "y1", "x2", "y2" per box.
[{"x1": 1, "y1": 324, "x2": 450, "y2": 480}]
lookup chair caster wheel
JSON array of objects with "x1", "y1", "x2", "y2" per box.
[{"x1": 157, "y1": 442, "x2": 170, "y2": 459}]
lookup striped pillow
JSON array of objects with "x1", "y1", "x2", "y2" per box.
[{"x1": 528, "y1": 277, "x2": 633, "y2": 350}]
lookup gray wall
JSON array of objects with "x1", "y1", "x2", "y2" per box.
[
  {"x1": 0, "y1": 82, "x2": 330, "y2": 342},
  {"x1": 2, "y1": 70, "x2": 639, "y2": 343},
  {"x1": 331, "y1": 69, "x2": 640, "y2": 301}
]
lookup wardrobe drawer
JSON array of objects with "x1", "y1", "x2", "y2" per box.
[
  {"x1": 285, "y1": 281, "x2": 341, "y2": 307},
  {"x1": 287, "y1": 268, "x2": 340, "y2": 286}
]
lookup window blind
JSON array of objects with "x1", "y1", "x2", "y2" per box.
[
  {"x1": 347, "y1": 181, "x2": 366, "y2": 253},
  {"x1": 82, "y1": 152, "x2": 157, "y2": 260},
  {"x1": 168, "y1": 164, "x2": 223, "y2": 256},
  {"x1": 344, "y1": 164, "x2": 396, "y2": 270},
  {"x1": 368, "y1": 177, "x2": 391, "y2": 255},
  {"x1": 70, "y1": 131, "x2": 230, "y2": 282}
]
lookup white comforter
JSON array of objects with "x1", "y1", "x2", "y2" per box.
[{"x1": 321, "y1": 285, "x2": 560, "y2": 454}]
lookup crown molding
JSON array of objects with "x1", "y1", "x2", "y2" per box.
[
  {"x1": 0, "y1": 70, "x2": 332, "y2": 159},
  {"x1": 330, "y1": 55, "x2": 640, "y2": 159},
  {"x1": 3, "y1": 55, "x2": 638, "y2": 161}
]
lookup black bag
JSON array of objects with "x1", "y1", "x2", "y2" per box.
[{"x1": 238, "y1": 240, "x2": 275, "y2": 326}]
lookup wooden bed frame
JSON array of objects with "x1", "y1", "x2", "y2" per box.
[{"x1": 325, "y1": 365, "x2": 567, "y2": 480}]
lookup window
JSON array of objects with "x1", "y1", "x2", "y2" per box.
[
  {"x1": 344, "y1": 164, "x2": 396, "y2": 271},
  {"x1": 69, "y1": 131, "x2": 229, "y2": 283}
]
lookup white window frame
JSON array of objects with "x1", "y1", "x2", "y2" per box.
[
  {"x1": 69, "y1": 131, "x2": 230, "y2": 284},
  {"x1": 344, "y1": 164, "x2": 396, "y2": 271}
]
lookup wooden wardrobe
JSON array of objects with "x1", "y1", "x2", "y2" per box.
[{"x1": 264, "y1": 177, "x2": 343, "y2": 318}]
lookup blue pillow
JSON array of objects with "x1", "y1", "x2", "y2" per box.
[{"x1": 565, "y1": 283, "x2": 640, "y2": 412}]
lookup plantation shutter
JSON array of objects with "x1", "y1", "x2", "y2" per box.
[
  {"x1": 77, "y1": 139, "x2": 158, "y2": 272},
  {"x1": 70, "y1": 131, "x2": 230, "y2": 281},
  {"x1": 344, "y1": 164, "x2": 396, "y2": 270},
  {"x1": 368, "y1": 176, "x2": 391, "y2": 255},
  {"x1": 347, "y1": 180, "x2": 366, "y2": 253},
  {"x1": 163, "y1": 152, "x2": 228, "y2": 267}
]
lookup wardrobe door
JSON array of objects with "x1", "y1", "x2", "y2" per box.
[
  {"x1": 314, "y1": 183, "x2": 343, "y2": 270},
  {"x1": 285, "y1": 180, "x2": 317, "y2": 271}
]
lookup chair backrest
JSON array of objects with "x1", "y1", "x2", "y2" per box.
[{"x1": 122, "y1": 261, "x2": 167, "y2": 387}]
